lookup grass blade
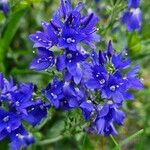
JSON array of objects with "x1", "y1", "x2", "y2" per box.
[{"x1": 120, "y1": 129, "x2": 144, "y2": 146}]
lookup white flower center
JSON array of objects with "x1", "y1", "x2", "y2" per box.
[
  {"x1": 110, "y1": 85, "x2": 116, "y2": 91},
  {"x1": 100, "y1": 79, "x2": 105, "y2": 84},
  {"x1": 51, "y1": 93, "x2": 58, "y2": 99},
  {"x1": 66, "y1": 38, "x2": 75, "y2": 43},
  {"x1": 3, "y1": 116, "x2": 9, "y2": 122}
]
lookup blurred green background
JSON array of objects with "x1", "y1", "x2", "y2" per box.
[{"x1": 0, "y1": 0, "x2": 150, "y2": 149}]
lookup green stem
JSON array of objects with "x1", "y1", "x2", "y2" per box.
[
  {"x1": 37, "y1": 135, "x2": 64, "y2": 145},
  {"x1": 110, "y1": 135, "x2": 121, "y2": 150},
  {"x1": 37, "y1": 117, "x2": 50, "y2": 130},
  {"x1": 82, "y1": 134, "x2": 87, "y2": 145}
]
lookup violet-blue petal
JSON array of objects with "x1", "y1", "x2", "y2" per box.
[
  {"x1": 112, "y1": 53, "x2": 122, "y2": 68},
  {"x1": 99, "y1": 50, "x2": 106, "y2": 65},
  {"x1": 112, "y1": 91, "x2": 124, "y2": 104},
  {"x1": 74, "y1": 2, "x2": 84, "y2": 12},
  {"x1": 0, "y1": 109, "x2": 21, "y2": 133},
  {"x1": 127, "y1": 64, "x2": 139, "y2": 78},
  {"x1": 112, "y1": 109, "x2": 125, "y2": 125},
  {"x1": 63, "y1": 83, "x2": 76, "y2": 97},
  {"x1": 29, "y1": 32, "x2": 52, "y2": 49},
  {"x1": 99, "y1": 104, "x2": 109, "y2": 117},
  {"x1": 122, "y1": 9, "x2": 142, "y2": 32},
  {"x1": 30, "y1": 48, "x2": 54, "y2": 71},
  {"x1": 92, "y1": 49, "x2": 99, "y2": 65},
  {"x1": 86, "y1": 79, "x2": 100, "y2": 89},
  {"x1": 96, "y1": 118, "x2": 105, "y2": 135},
  {"x1": 128, "y1": 0, "x2": 140, "y2": 8},
  {"x1": 68, "y1": 98, "x2": 79, "y2": 108},
  {"x1": 22, "y1": 102, "x2": 47, "y2": 126},
  {"x1": 128, "y1": 77, "x2": 144, "y2": 90},
  {"x1": 64, "y1": 71, "x2": 72, "y2": 81},
  {"x1": 1, "y1": 0, "x2": 9, "y2": 14},
  {"x1": 60, "y1": 0, "x2": 72, "y2": 19},
  {"x1": 45, "y1": 92, "x2": 60, "y2": 108},
  {"x1": 113, "y1": 71, "x2": 122, "y2": 78},
  {"x1": 0, "y1": 73, "x2": 4, "y2": 90},
  {"x1": 56, "y1": 54, "x2": 66, "y2": 71},
  {"x1": 101, "y1": 87, "x2": 111, "y2": 99},
  {"x1": 67, "y1": 61, "x2": 77, "y2": 75},
  {"x1": 108, "y1": 123, "x2": 118, "y2": 136},
  {"x1": 0, "y1": 129, "x2": 7, "y2": 140},
  {"x1": 9, "y1": 126, "x2": 35, "y2": 150},
  {"x1": 73, "y1": 64, "x2": 82, "y2": 84},
  {"x1": 107, "y1": 40, "x2": 114, "y2": 58},
  {"x1": 80, "y1": 102, "x2": 94, "y2": 120},
  {"x1": 123, "y1": 92, "x2": 134, "y2": 100}
]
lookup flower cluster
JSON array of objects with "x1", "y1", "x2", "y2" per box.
[
  {"x1": 0, "y1": 73, "x2": 49, "y2": 150},
  {"x1": 29, "y1": 0, "x2": 100, "y2": 49},
  {"x1": 84, "y1": 41, "x2": 143, "y2": 136},
  {"x1": 122, "y1": 0, "x2": 142, "y2": 32},
  {"x1": 42, "y1": 41, "x2": 143, "y2": 136},
  {"x1": 29, "y1": 0, "x2": 143, "y2": 137}
]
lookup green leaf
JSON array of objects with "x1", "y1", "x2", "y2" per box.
[
  {"x1": 0, "y1": 9, "x2": 28, "y2": 73},
  {"x1": 0, "y1": 11, "x2": 6, "y2": 25}
]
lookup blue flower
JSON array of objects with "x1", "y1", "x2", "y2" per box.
[
  {"x1": 55, "y1": 0, "x2": 100, "y2": 48},
  {"x1": 112, "y1": 53, "x2": 131, "y2": 69},
  {"x1": 9, "y1": 126, "x2": 35, "y2": 150},
  {"x1": 10, "y1": 83, "x2": 35, "y2": 114},
  {"x1": 0, "y1": 73, "x2": 48, "y2": 149},
  {"x1": 86, "y1": 65, "x2": 108, "y2": 89},
  {"x1": 101, "y1": 74, "x2": 127, "y2": 104},
  {"x1": 10, "y1": 83, "x2": 49, "y2": 126},
  {"x1": 28, "y1": 0, "x2": 143, "y2": 139},
  {"x1": 122, "y1": 0, "x2": 142, "y2": 32},
  {"x1": 58, "y1": 26, "x2": 85, "y2": 50},
  {"x1": 128, "y1": 0, "x2": 140, "y2": 8},
  {"x1": 0, "y1": 73, "x2": 17, "y2": 101},
  {"x1": 29, "y1": 0, "x2": 100, "y2": 51},
  {"x1": 30, "y1": 47, "x2": 55, "y2": 71},
  {"x1": 42, "y1": 78, "x2": 86, "y2": 109},
  {"x1": 95, "y1": 103, "x2": 125, "y2": 136},
  {"x1": 80, "y1": 101, "x2": 94, "y2": 120},
  {"x1": 29, "y1": 21, "x2": 58, "y2": 49},
  {"x1": 0, "y1": 0, "x2": 9, "y2": 15},
  {"x1": 56, "y1": 47, "x2": 89, "y2": 84},
  {"x1": 85, "y1": 41, "x2": 143, "y2": 104},
  {"x1": 21, "y1": 99, "x2": 48, "y2": 126},
  {"x1": 63, "y1": 82, "x2": 86, "y2": 108},
  {"x1": 80, "y1": 41, "x2": 143, "y2": 136},
  {"x1": 42, "y1": 78, "x2": 64, "y2": 108},
  {"x1": 125, "y1": 65, "x2": 144, "y2": 90},
  {"x1": 0, "y1": 109, "x2": 21, "y2": 134}
]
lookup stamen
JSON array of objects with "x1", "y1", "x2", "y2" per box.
[
  {"x1": 110, "y1": 85, "x2": 116, "y2": 91},
  {"x1": 3, "y1": 116, "x2": 9, "y2": 122}
]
